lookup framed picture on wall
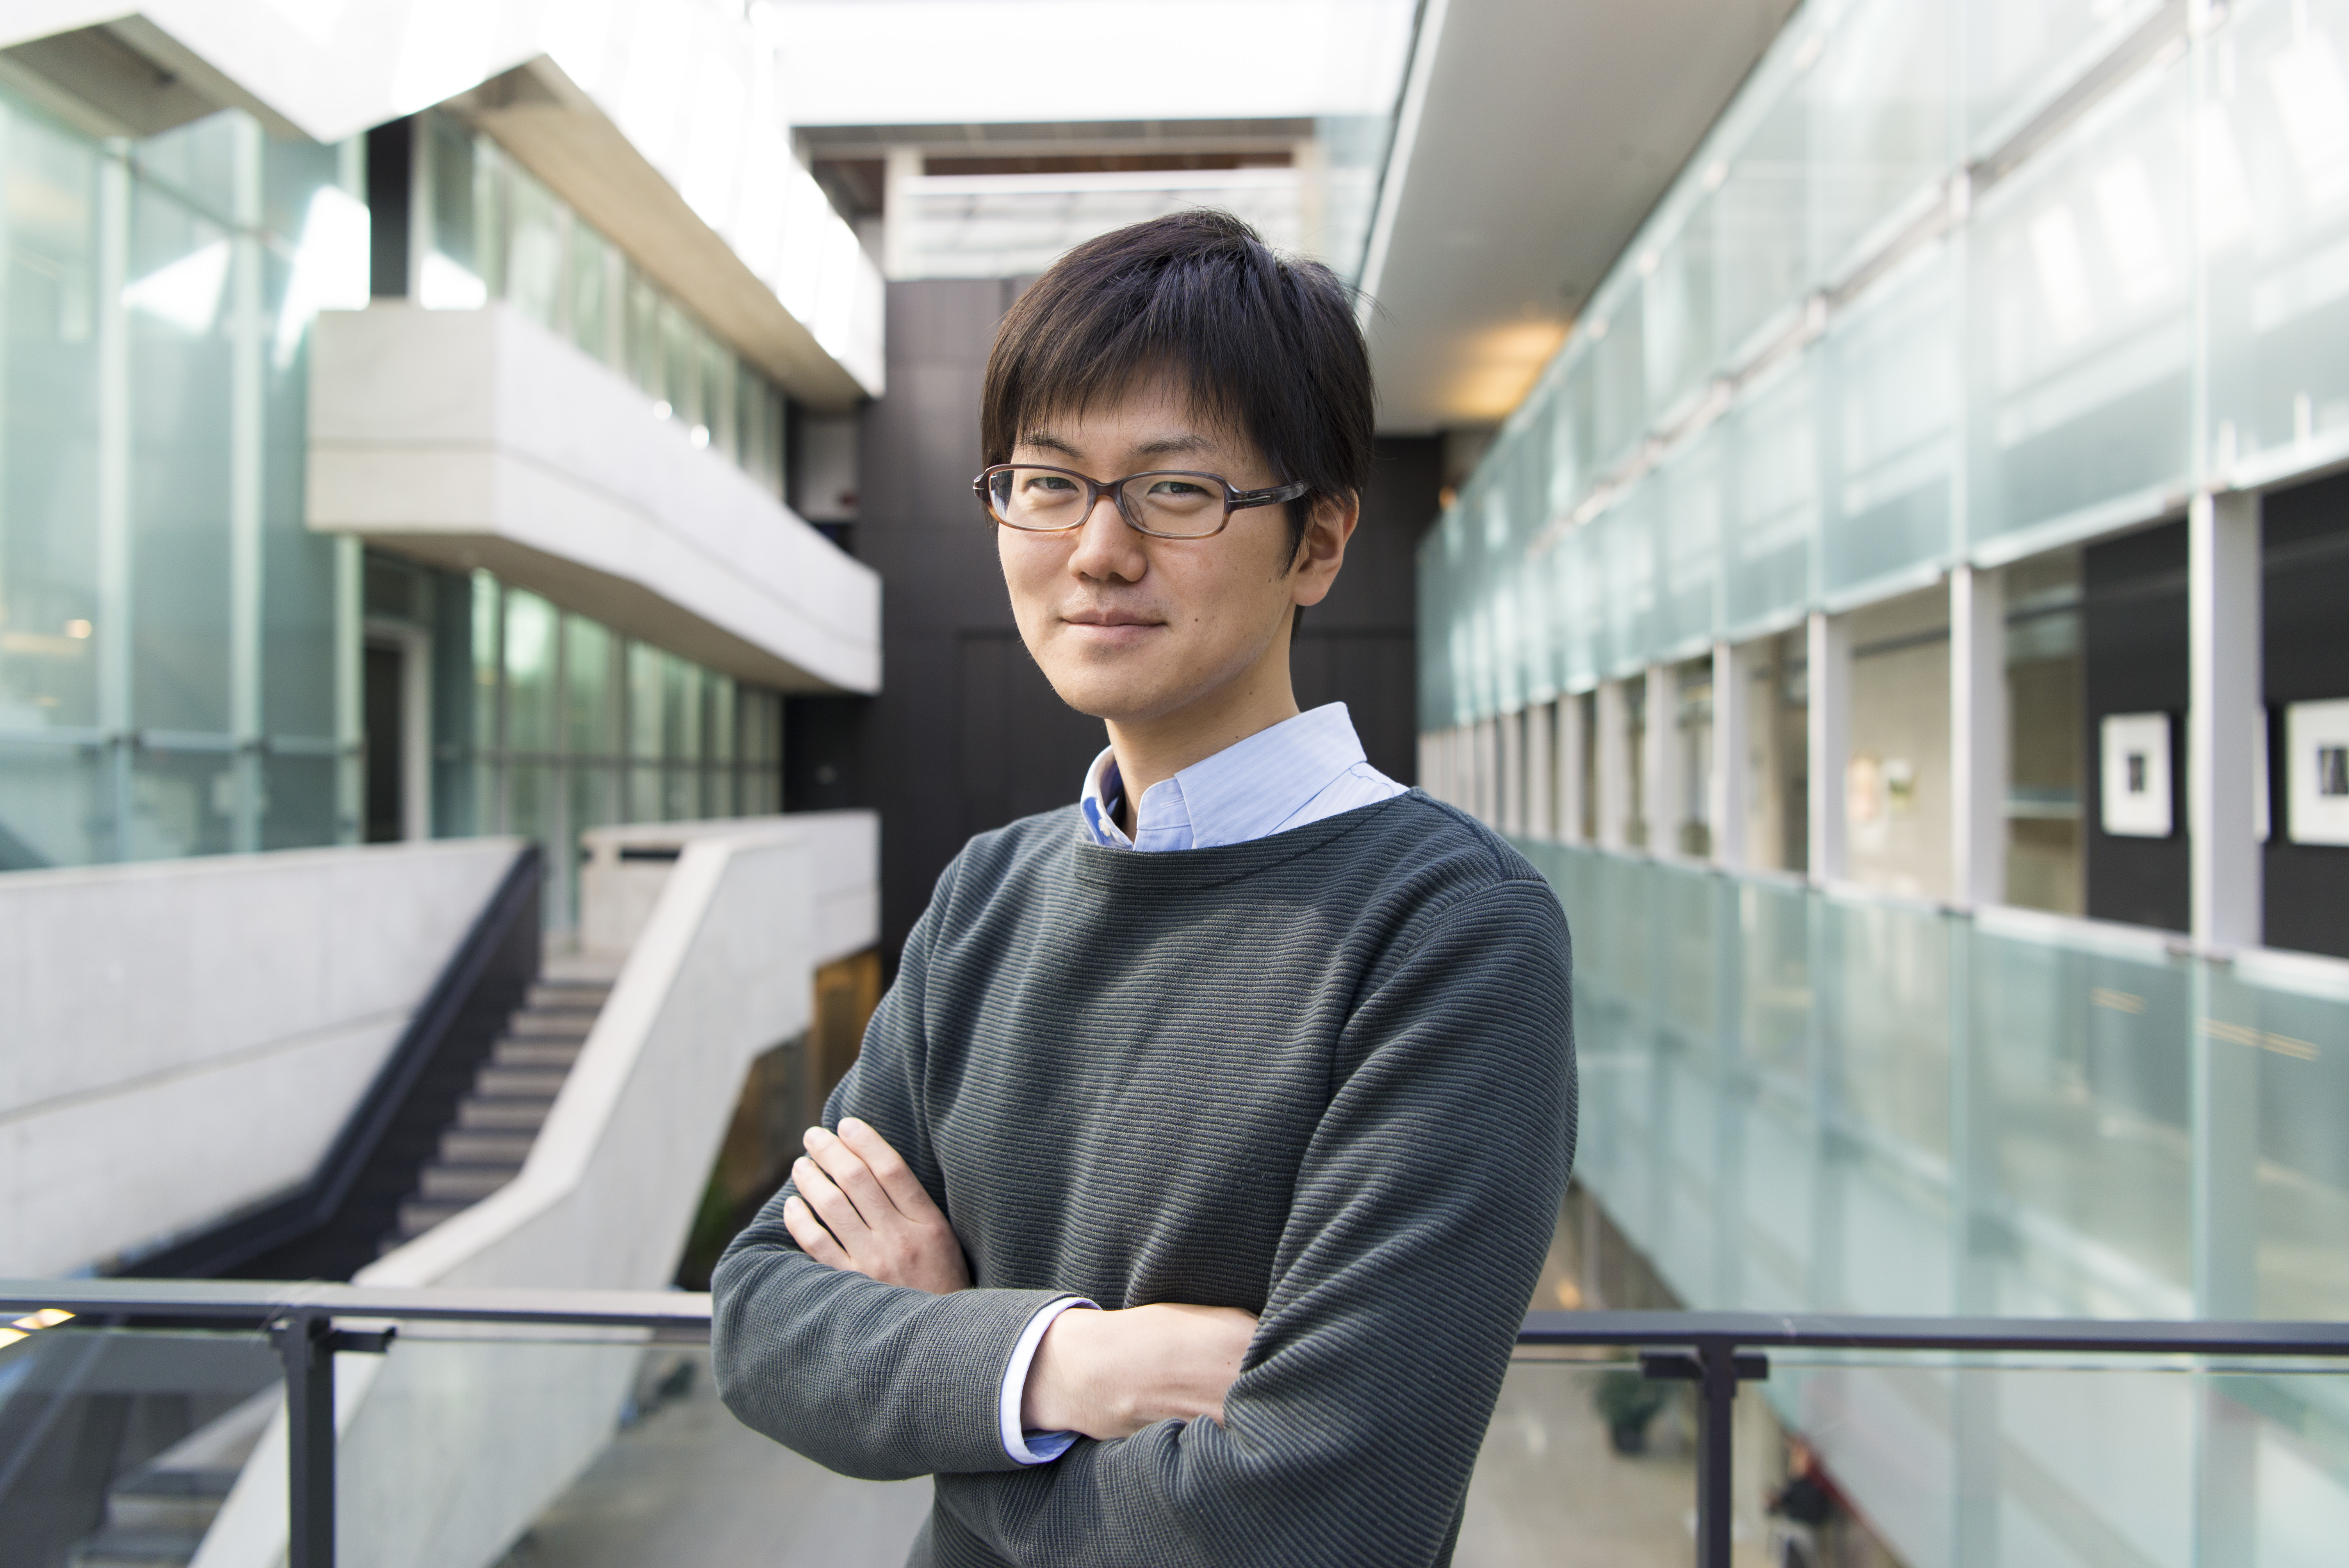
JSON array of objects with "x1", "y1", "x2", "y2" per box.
[
  {"x1": 2287, "y1": 698, "x2": 2349, "y2": 846},
  {"x1": 2100, "y1": 712, "x2": 2173, "y2": 838}
]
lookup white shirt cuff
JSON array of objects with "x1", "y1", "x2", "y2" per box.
[{"x1": 999, "y1": 1296, "x2": 1096, "y2": 1464}]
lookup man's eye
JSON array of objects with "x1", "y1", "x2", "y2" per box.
[
  {"x1": 1147, "y1": 480, "x2": 1208, "y2": 498},
  {"x1": 1026, "y1": 476, "x2": 1078, "y2": 494}
]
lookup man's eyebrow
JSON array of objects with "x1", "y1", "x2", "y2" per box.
[{"x1": 1018, "y1": 431, "x2": 1081, "y2": 456}]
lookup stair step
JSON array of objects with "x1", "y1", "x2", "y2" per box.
[
  {"x1": 69, "y1": 1527, "x2": 207, "y2": 1567},
  {"x1": 396, "y1": 1197, "x2": 476, "y2": 1237},
  {"x1": 492, "y1": 1038, "x2": 581, "y2": 1068},
  {"x1": 456, "y1": 1096, "x2": 555, "y2": 1131},
  {"x1": 476, "y1": 1064, "x2": 569, "y2": 1098},
  {"x1": 506, "y1": 1013, "x2": 594, "y2": 1040},
  {"x1": 528, "y1": 981, "x2": 610, "y2": 1010},
  {"x1": 105, "y1": 1469, "x2": 235, "y2": 1535},
  {"x1": 417, "y1": 1163, "x2": 519, "y2": 1201},
  {"x1": 440, "y1": 1128, "x2": 536, "y2": 1164}
]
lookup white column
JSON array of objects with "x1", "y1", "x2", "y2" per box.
[
  {"x1": 230, "y1": 116, "x2": 265, "y2": 855},
  {"x1": 1950, "y1": 566, "x2": 2009, "y2": 910},
  {"x1": 882, "y1": 146, "x2": 923, "y2": 280},
  {"x1": 1595, "y1": 681, "x2": 1630, "y2": 849},
  {"x1": 2190, "y1": 491, "x2": 2262, "y2": 950},
  {"x1": 1644, "y1": 664, "x2": 1677, "y2": 857},
  {"x1": 1476, "y1": 716, "x2": 1499, "y2": 825},
  {"x1": 1526, "y1": 700, "x2": 1556, "y2": 841},
  {"x1": 1499, "y1": 709, "x2": 1525, "y2": 836},
  {"x1": 1558, "y1": 694, "x2": 1588, "y2": 845},
  {"x1": 1710, "y1": 641, "x2": 1748, "y2": 869},
  {"x1": 97, "y1": 147, "x2": 131, "y2": 859},
  {"x1": 1807, "y1": 610, "x2": 1850, "y2": 884}
]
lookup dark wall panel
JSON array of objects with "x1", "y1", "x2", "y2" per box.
[
  {"x1": 2261, "y1": 470, "x2": 2349, "y2": 959},
  {"x1": 797, "y1": 278, "x2": 1440, "y2": 964},
  {"x1": 2082, "y1": 520, "x2": 2190, "y2": 935}
]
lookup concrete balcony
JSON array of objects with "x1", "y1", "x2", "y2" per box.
[{"x1": 307, "y1": 301, "x2": 879, "y2": 695}]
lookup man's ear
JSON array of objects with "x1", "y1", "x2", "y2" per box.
[{"x1": 1289, "y1": 492, "x2": 1360, "y2": 607}]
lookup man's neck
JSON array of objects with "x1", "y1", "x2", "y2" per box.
[{"x1": 1107, "y1": 674, "x2": 1301, "y2": 840}]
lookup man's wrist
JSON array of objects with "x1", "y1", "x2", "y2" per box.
[
  {"x1": 1001, "y1": 1296, "x2": 1094, "y2": 1463},
  {"x1": 1021, "y1": 1301, "x2": 1110, "y2": 1437}
]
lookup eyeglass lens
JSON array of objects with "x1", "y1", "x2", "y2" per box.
[{"x1": 986, "y1": 467, "x2": 1226, "y2": 537}]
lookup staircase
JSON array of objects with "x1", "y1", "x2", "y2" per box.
[{"x1": 390, "y1": 977, "x2": 611, "y2": 1246}]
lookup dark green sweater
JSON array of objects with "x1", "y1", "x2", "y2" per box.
[{"x1": 712, "y1": 791, "x2": 1575, "y2": 1567}]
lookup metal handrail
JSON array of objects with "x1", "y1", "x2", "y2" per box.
[{"x1": 7, "y1": 1281, "x2": 2349, "y2": 1568}]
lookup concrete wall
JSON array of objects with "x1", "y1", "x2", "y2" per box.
[
  {"x1": 192, "y1": 813, "x2": 878, "y2": 1568},
  {"x1": 0, "y1": 839, "x2": 520, "y2": 1278},
  {"x1": 307, "y1": 302, "x2": 881, "y2": 695}
]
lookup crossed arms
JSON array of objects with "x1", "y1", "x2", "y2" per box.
[
  {"x1": 710, "y1": 874, "x2": 1576, "y2": 1566},
  {"x1": 785, "y1": 1115, "x2": 1257, "y2": 1440}
]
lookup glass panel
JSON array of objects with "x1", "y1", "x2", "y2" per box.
[
  {"x1": 1713, "y1": 70, "x2": 1810, "y2": 363},
  {"x1": 1587, "y1": 285, "x2": 1649, "y2": 476},
  {"x1": 0, "y1": 101, "x2": 102, "y2": 736},
  {"x1": 563, "y1": 615, "x2": 614, "y2": 759},
  {"x1": 566, "y1": 220, "x2": 611, "y2": 364},
  {"x1": 503, "y1": 589, "x2": 558, "y2": 757},
  {"x1": 1654, "y1": 422, "x2": 1722, "y2": 654},
  {"x1": 626, "y1": 640, "x2": 664, "y2": 767},
  {"x1": 2220, "y1": 951, "x2": 2349, "y2": 1323},
  {"x1": 1725, "y1": 355, "x2": 1819, "y2": 633},
  {"x1": 0, "y1": 738, "x2": 103, "y2": 868},
  {"x1": 125, "y1": 747, "x2": 236, "y2": 858},
  {"x1": 262, "y1": 239, "x2": 337, "y2": 741},
  {"x1": 129, "y1": 110, "x2": 240, "y2": 223},
  {"x1": 505, "y1": 166, "x2": 565, "y2": 333},
  {"x1": 1638, "y1": 196, "x2": 1715, "y2": 423},
  {"x1": 1966, "y1": 54, "x2": 2193, "y2": 551},
  {"x1": 1809, "y1": 0, "x2": 1954, "y2": 280},
  {"x1": 1821, "y1": 241, "x2": 1957, "y2": 598},
  {"x1": 1966, "y1": 0, "x2": 2169, "y2": 155},
  {"x1": 0, "y1": 1326, "x2": 282, "y2": 1565},
  {"x1": 127, "y1": 180, "x2": 233, "y2": 736},
  {"x1": 661, "y1": 302, "x2": 699, "y2": 428},
  {"x1": 1974, "y1": 917, "x2": 2194, "y2": 1314},
  {"x1": 260, "y1": 750, "x2": 336, "y2": 850},
  {"x1": 2205, "y1": 0, "x2": 2349, "y2": 478}
]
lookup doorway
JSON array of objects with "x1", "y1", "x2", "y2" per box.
[{"x1": 363, "y1": 624, "x2": 431, "y2": 842}]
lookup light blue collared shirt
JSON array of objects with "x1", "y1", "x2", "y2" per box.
[{"x1": 1077, "y1": 702, "x2": 1408, "y2": 852}]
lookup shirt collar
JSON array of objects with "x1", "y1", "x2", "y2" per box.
[{"x1": 1077, "y1": 704, "x2": 1371, "y2": 852}]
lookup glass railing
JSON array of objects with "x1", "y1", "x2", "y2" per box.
[
  {"x1": 4, "y1": 1281, "x2": 2345, "y2": 1568},
  {"x1": 1519, "y1": 837, "x2": 2349, "y2": 1566}
]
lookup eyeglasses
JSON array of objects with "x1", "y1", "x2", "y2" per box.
[{"x1": 972, "y1": 464, "x2": 1308, "y2": 540}]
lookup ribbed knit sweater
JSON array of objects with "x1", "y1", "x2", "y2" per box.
[{"x1": 711, "y1": 791, "x2": 1576, "y2": 1568}]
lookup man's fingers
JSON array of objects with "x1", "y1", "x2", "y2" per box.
[
  {"x1": 801, "y1": 1126, "x2": 895, "y2": 1227},
  {"x1": 837, "y1": 1117, "x2": 946, "y2": 1222},
  {"x1": 781, "y1": 1194, "x2": 852, "y2": 1269},
  {"x1": 792, "y1": 1155, "x2": 870, "y2": 1248}
]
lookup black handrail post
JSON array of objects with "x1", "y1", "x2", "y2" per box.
[
  {"x1": 1695, "y1": 1339, "x2": 1735, "y2": 1568},
  {"x1": 278, "y1": 1311, "x2": 336, "y2": 1568}
]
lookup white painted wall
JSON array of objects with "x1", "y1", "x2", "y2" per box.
[
  {"x1": 0, "y1": 839, "x2": 521, "y2": 1278},
  {"x1": 193, "y1": 813, "x2": 879, "y2": 1568},
  {"x1": 577, "y1": 812, "x2": 876, "y2": 962},
  {"x1": 307, "y1": 303, "x2": 880, "y2": 695}
]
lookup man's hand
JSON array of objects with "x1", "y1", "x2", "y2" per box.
[
  {"x1": 783, "y1": 1118, "x2": 972, "y2": 1295},
  {"x1": 1021, "y1": 1303, "x2": 1258, "y2": 1440}
]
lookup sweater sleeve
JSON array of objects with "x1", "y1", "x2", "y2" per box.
[
  {"x1": 933, "y1": 875, "x2": 1577, "y2": 1566},
  {"x1": 709, "y1": 859, "x2": 1073, "y2": 1481}
]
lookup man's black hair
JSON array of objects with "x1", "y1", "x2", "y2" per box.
[{"x1": 980, "y1": 208, "x2": 1375, "y2": 567}]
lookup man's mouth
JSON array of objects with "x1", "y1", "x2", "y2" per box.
[{"x1": 1062, "y1": 609, "x2": 1163, "y2": 629}]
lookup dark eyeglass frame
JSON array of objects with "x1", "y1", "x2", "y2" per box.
[{"x1": 971, "y1": 463, "x2": 1309, "y2": 539}]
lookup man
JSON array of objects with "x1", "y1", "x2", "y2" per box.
[{"x1": 713, "y1": 210, "x2": 1574, "y2": 1567}]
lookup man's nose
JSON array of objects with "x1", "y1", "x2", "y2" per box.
[{"x1": 1067, "y1": 489, "x2": 1145, "y2": 581}]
